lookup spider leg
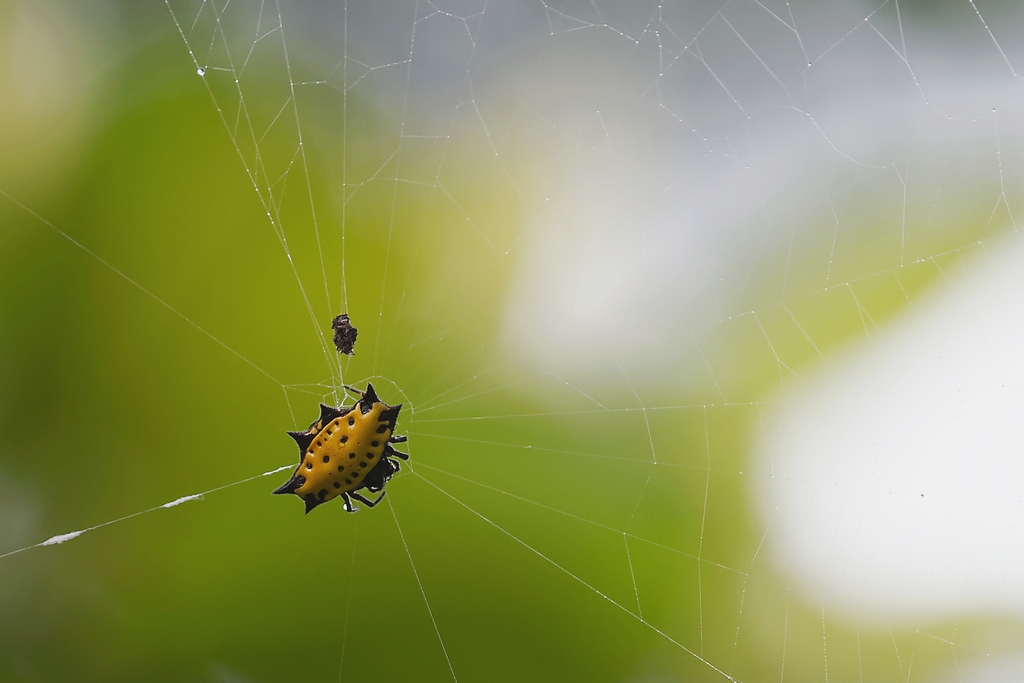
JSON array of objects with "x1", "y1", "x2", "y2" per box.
[
  {"x1": 385, "y1": 444, "x2": 409, "y2": 460},
  {"x1": 350, "y1": 491, "x2": 387, "y2": 508},
  {"x1": 342, "y1": 384, "x2": 364, "y2": 398},
  {"x1": 389, "y1": 434, "x2": 408, "y2": 443},
  {"x1": 341, "y1": 492, "x2": 359, "y2": 513}
]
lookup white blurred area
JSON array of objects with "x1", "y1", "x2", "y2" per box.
[
  {"x1": 484, "y1": 0, "x2": 1024, "y2": 671},
  {"x1": 755, "y1": 233, "x2": 1024, "y2": 620},
  {"x1": 957, "y1": 652, "x2": 1024, "y2": 683}
]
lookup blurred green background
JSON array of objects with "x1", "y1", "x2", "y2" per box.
[{"x1": 3, "y1": 1, "x2": 1024, "y2": 681}]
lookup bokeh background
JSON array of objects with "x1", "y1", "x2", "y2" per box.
[{"x1": 4, "y1": 0, "x2": 1024, "y2": 681}]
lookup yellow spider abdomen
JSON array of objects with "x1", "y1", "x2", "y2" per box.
[
  {"x1": 293, "y1": 403, "x2": 392, "y2": 504},
  {"x1": 274, "y1": 383, "x2": 407, "y2": 514}
]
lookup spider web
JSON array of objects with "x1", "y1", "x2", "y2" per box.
[{"x1": 3, "y1": 0, "x2": 1024, "y2": 681}]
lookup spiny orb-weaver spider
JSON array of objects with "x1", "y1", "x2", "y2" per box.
[{"x1": 273, "y1": 383, "x2": 407, "y2": 513}]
